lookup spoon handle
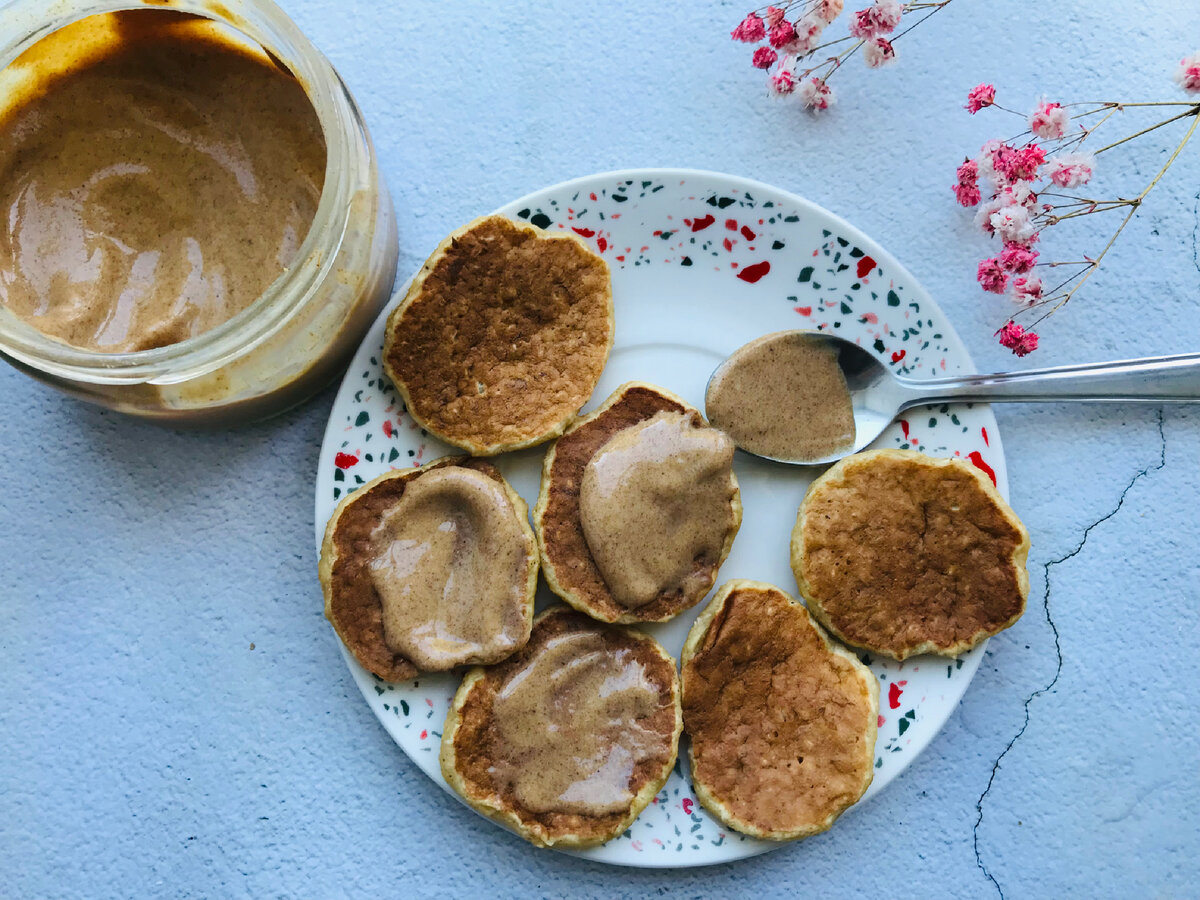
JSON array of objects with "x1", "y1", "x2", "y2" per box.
[{"x1": 896, "y1": 353, "x2": 1200, "y2": 406}]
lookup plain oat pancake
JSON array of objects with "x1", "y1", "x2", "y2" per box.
[
  {"x1": 534, "y1": 382, "x2": 741, "y2": 624},
  {"x1": 318, "y1": 457, "x2": 538, "y2": 680},
  {"x1": 792, "y1": 449, "x2": 1031, "y2": 660},
  {"x1": 382, "y1": 215, "x2": 613, "y2": 455},
  {"x1": 681, "y1": 580, "x2": 878, "y2": 840},
  {"x1": 440, "y1": 606, "x2": 682, "y2": 848}
]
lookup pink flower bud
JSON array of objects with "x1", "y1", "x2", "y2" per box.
[
  {"x1": 999, "y1": 243, "x2": 1039, "y2": 274},
  {"x1": 752, "y1": 46, "x2": 779, "y2": 69},
  {"x1": 768, "y1": 20, "x2": 798, "y2": 49},
  {"x1": 1011, "y1": 276, "x2": 1043, "y2": 305},
  {"x1": 731, "y1": 12, "x2": 767, "y2": 43},
  {"x1": 1029, "y1": 100, "x2": 1069, "y2": 140},
  {"x1": 769, "y1": 67, "x2": 797, "y2": 96},
  {"x1": 1174, "y1": 51, "x2": 1200, "y2": 93},
  {"x1": 998, "y1": 321, "x2": 1039, "y2": 356},
  {"x1": 797, "y1": 76, "x2": 834, "y2": 111},
  {"x1": 863, "y1": 37, "x2": 896, "y2": 68},
  {"x1": 977, "y1": 258, "x2": 1010, "y2": 294},
  {"x1": 965, "y1": 84, "x2": 996, "y2": 114}
]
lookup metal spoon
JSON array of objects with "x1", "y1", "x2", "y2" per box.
[{"x1": 705, "y1": 330, "x2": 1200, "y2": 466}]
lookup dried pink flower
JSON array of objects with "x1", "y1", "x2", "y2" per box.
[
  {"x1": 989, "y1": 205, "x2": 1038, "y2": 244},
  {"x1": 1011, "y1": 275, "x2": 1043, "y2": 305},
  {"x1": 783, "y1": 17, "x2": 825, "y2": 55},
  {"x1": 993, "y1": 143, "x2": 1045, "y2": 183},
  {"x1": 1029, "y1": 100, "x2": 1070, "y2": 140},
  {"x1": 965, "y1": 83, "x2": 996, "y2": 114},
  {"x1": 768, "y1": 19, "x2": 798, "y2": 48},
  {"x1": 873, "y1": 0, "x2": 904, "y2": 32},
  {"x1": 974, "y1": 196, "x2": 1003, "y2": 235},
  {"x1": 797, "y1": 76, "x2": 835, "y2": 111},
  {"x1": 988, "y1": 144, "x2": 1021, "y2": 183},
  {"x1": 731, "y1": 12, "x2": 767, "y2": 43},
  {"x1": 765, "y1": 5, "x2": 788, "y2": 27},
  {"x1": 863, "y1": 37, "x2": 896, "y2": 68},
  {"x1": 997, "y1": 181, "x2": 1039, "y2": 212},
  {"x1": 953, "y1": 159, "x2": 981, "y2": 207},
  {"x1": 815, "y1": 0, "x2": 845, "y2": 24},
  {"x1": 977, "y1": 258, "x2": 1009, "y2": 293},
  {"x1": 848, "y1": 9, "x2": 874, "y2": 38},
  {"x1": 769, "y1": 66, "x2": 798, "y2": 96},
  {"x1": 998, "y1": 320, "x2": 1039, "y2": 356},
  {"x1": 1046, "y1": 151, "x2": 1096, "y2": 188},
  {"x1": 752, "y1": 46, "x2": 779, "y2": 69},
  {"x1": 1174, "y1": 51, "x2": 1200, "y2": 93},
  {"x1": 975, "y1": 139, "x2": 1004, "y2": 186},
  {"x1": 999, "y1": 242, "x2": 1039, "y2": 273},
  {"x1": 848, "y1": 0, "x2": 903, "y2": 38},
  {"x1": 954, "y1": 182, "x2": 982, "y2": 207}
]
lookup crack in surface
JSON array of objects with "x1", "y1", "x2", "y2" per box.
[
  {"x1": 1193, "y1": 191, "x2": 1200, "y2": 277},
  {"x1": 972, "y1": 409, "x2": 1167, "y2": 899}
]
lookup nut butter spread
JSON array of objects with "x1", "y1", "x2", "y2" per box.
[
  {"x1": 0, "y1": 11, "x2": 326, "y2": 351},
  {"x1": 489, "y1": 630, "x2": 668, "y2": 815},
  {"x1": 368, "y1": 466, "x2": 530, "y2": 671},
  {"x1": 578, "y1": 411, "x2": 737, "y2": 609},
  {"x1": 706, "y1": 331, "x2": 855, "y2": 462}
]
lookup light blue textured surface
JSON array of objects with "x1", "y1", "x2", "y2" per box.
[{"x1": 2, "y1": 1, "x2": 1198, "y2": 897}]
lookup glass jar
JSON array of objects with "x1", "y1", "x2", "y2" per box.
[{"x1": 0, "y1": 0, "x2": 399, "y2": 425}]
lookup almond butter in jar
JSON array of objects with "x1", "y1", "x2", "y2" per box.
[{"x1": 0, "y1": 0, "x2": 398, "y2": 425}]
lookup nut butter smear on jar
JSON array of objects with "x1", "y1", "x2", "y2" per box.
[{"x1": 0, "y1": 10, "x2": 326, "y2": 352}]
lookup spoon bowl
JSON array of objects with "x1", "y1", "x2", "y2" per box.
[{"x1": 706, "y1": 329, "x2": 1200, "y2": 466}]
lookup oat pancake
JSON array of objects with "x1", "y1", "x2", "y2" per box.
[
  {"x1": 681, "y1": 580, "x2": 878, "y2": 841},
  {"x1": 792, "y1": 449, "x2": 1030, "y2": 660},
  {"x1": 382, "y1": 215, "x2": 613, "y2": 455},
  {"x1": 318, "y1": 457, "x2": 538, "y2": 680},
  {"x1": 534, "y1": 382, "x2": 742, "y2": 624},
  {"x1": 440, "y1": 606, "x2": 682, "y2": 848}
]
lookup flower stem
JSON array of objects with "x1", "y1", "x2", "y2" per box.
[
  {"x1": 1091, "y1": 106, "x2": 1200, "y2": 155},
  {"x1": 1069, "y1": 101, "x2": 1198, "y2": 109},
  {"x1": 1075, "y1": 106, "x2": 1120, "y2": 143},
  {"x1": 890, "y1": 0, "x2": 955, "y2": 43},
  {"x1": 1028, "y1": 108, "x2": 1200, "y2": 327},
  {"x1": 1045, "y1": 200, "x2": 1135, "y2": 223}
]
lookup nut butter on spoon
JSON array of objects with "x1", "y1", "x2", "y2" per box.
[{"x1": 705, "y1": 329, "x2": 1200, "y2": 466}]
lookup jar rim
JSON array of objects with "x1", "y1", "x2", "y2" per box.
[{"x1": 0, "y1": 0, "x2": 359, "y2": 385}]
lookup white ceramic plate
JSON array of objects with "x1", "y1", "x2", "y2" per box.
[{"x1": 314, "y1": 169, "x2": 1007, "y2": 867}]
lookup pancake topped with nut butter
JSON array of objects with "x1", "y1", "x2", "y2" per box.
[
  {"x1": 681, "y1": 580, "x2": 878, "y2": 841},
  {"x1": 440, "y1": 606, "x2": 682, "y2": 848},
  {"x1": 382, "y1": 215, "x2": 613, "y2": 456},
  {"x1": 534, "y1": 382, "x2": 742, "y2": 623},
  {"x1": 318, "y1": 457, "x2": 538, "y2": 680},
  {"x1": 791, "y1": 449, "x2": 1031, "y2": 660}
]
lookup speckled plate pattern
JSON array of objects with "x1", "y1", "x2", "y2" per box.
[{"x1": 314, "y1": 169, "x2": 1008, "y2": 867}]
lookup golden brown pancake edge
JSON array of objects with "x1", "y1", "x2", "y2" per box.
[
  {"x1": 791, "y1": 448, "x2": 1031, "y2": 661},
  {"x1": 318, "y1": 456, "x2": 539, "y2": 680},
  {"x1": 439, "y1": 606, "x2": 683, "y2": 848},
  {"x1": 381, "y1": 214, "x2": 614, "y2": 456},
  {"x1": 533, "y1": 381, "x2": 743, "y2": 624},
  {"x1": 680, "y1": 580, "x2": 879, "y2": 841}
]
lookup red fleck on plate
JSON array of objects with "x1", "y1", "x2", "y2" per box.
[{"x1": 315, "y1": 169, "x2": 1007, "y2": 867}]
